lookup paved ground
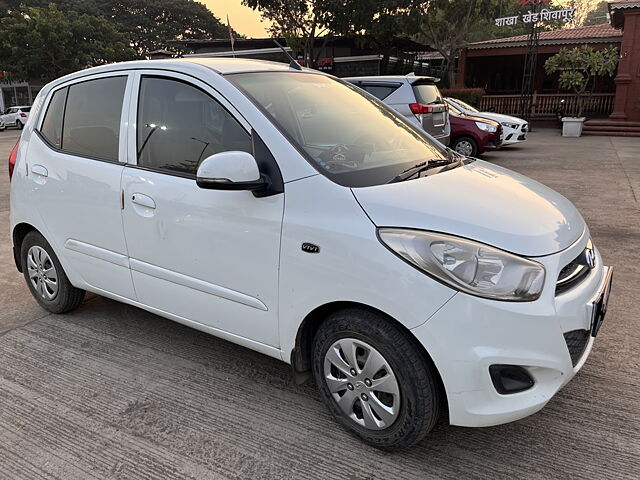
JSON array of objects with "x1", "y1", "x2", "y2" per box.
[{"x1": 0, "y1": 127, "x2": 638, "y2": 479}]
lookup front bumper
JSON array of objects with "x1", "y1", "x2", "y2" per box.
[
  {"x1": 411, "y1": 232, "x2": 609, "y2": 427},
  {"x1": 503, "y1": 124, "x2": 528, "y2": 144}
]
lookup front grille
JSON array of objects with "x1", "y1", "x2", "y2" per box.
[
  {"x1": 563, "y1": 329, "x2": 590, "y2": 366},
  {"x1": 556, "y1": 249, "x2": 592, "y2": 295}
]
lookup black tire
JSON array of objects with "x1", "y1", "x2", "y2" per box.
[
  {"x1": 21, "y1": 231, "x2": 85, "y2": 314},
  {"x1": 312, "y1": 308, "x2": 442, "y2": 450},
  {"x1": 16, "y1": 120, "x2": 23, "y2": 130},
  {"x1": 451, "y1": 136, "x2": 478, "y2": 157}
]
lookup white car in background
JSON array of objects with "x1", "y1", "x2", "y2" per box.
[
  {"x1": 1, "y1": 105, "x2": 31, "y2": 129},
  {"x1": 445, "y1": 97, "x2": 528, "y2": 145}
]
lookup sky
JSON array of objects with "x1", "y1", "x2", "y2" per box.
[{"x1": 202, "y1": 0, "x2": 272, "y2": 38}]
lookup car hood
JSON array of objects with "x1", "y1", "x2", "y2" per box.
[
  {"x1": 352, "y1": 160, "x2": 585, "y2": 257},
  {"x1": 459, "y1": 114, "x2": 500, "y2": 126},
  {"x1": 471, "y1": 112, "x2": 525, "y2": 125}
]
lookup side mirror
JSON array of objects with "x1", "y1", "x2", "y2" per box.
[{"x1": 196, "y1": 151, "x2": 268, "y2": 192}]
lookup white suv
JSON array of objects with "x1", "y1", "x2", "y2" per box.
[
  {"x1": 1, "y1": 105, "x2": 31, "y2": 129},
  {"x1": 9, "y1": 58, "x2": 612, "y2": 450}
]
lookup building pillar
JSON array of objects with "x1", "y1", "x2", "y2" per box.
[
  {"x1": 610, "y1": 9, "x2": 640, "y2": 121},
  {"x1": 456, "y1": 49, "x2": 467, "y2": 88}
]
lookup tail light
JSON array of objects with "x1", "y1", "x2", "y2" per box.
[
  {"x1": 409, "y1": 103, "x2": 434, "y2": 115},
  {"x1": 19, "y1": 112, "x2": 27, "y2": 118},
  {"x1": 8, "y1": 140, "x2": 19, "y2": 180}
]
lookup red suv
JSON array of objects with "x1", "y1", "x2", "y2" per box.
[{"x1": 448, "y1": 103, "x2": 502, "y2": 157}]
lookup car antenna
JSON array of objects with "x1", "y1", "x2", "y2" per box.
[{"x1": 273, "y1": 39, "x2": 302, "y2": 71}]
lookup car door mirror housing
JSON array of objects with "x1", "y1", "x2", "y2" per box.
[{"x1": 196, "y1": 151, "x2": 269, "y2": 192}]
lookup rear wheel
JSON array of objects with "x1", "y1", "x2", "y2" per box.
[
  {"x1": 16, "y1": 120, "x2": 23, "y2": 130},
  {"x1": 452, "y1": 136, "x2": 478, "y2": 157},
  {"x1": 21, "y1": 231, "x2": 85, "y2": 313},
  {"x1": 312, "y1": 308, "x2": 441, "y2": 450}
]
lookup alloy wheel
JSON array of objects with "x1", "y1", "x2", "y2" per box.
[
  {"x1": 323, "y1": 338, "x2": 400, "y2": 430},
  {"x1": 27, "y1": 246, "x2": 58, "y2": 300}
]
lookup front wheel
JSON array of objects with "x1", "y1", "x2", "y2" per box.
[
  {"x1": 312, "y1": 309, "x2": 442, "y2": 450},
  {"x1": 451, "y1": 136, "x2": 478, "y2": 157}
]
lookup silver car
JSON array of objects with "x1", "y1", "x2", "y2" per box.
[{"x1": 344, "y1": 74, "x2": 450, "y2": 145}]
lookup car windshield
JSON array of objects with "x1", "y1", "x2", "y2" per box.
[
  {"x1": 447, "y1": 102, "x2": 464, "y2": 116},
  {"x1": 229, "y1": 72, "x2": 448, "y2": 187},
  {"x1": 452, "y1": 98, "x2": 478, "y2": 113}
]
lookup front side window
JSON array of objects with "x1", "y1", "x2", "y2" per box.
[
  {"x1": 137, "y1": 77, "x2": 252, "y2": 175},
  {"x1": 62, "y1": 76, "x2": 127, "y2": 161},
  {"x1": 231, "y1": 72, "x2": 447, "y2": 187},
  {"x1": 40, "y1": 87, "x2": 68, "y2": 148}
]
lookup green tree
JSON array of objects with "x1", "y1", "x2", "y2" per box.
[
  {"x1": 406, "y1": 0, "x2": 497, "y2": 87},
  {"x1": 2, "y1": 0, "x2": 229, "y2": 56},
  {"x1": 582, "y1": 1, "x2": 609, "y2": 26},
  {"x1": 544, "y1": 45, "x2": 618, "y2": 117},
  {"x1": 0, "y1": 3, "x2": 136, "y2": 82},
  {"x1": 107, "y1": 0, "x2": 228, "y2": 55},
  {"x1": 242, "y1": 0, "x2": 333, "y2": 67}
]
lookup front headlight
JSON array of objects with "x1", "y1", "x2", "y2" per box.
[
  {"x1": 475, "y1": 121, "x2": 497, "y2": 133},
  {"x1": 378, "y1": 229, "x2": 545, "y2": 301},
  {"x1": 501, "y1": 122, "x2": 518, "y2": 129}
]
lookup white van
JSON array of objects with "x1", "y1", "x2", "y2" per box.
[{"x1": 9, "y1": 58, "x2": 612, "y2": 450}]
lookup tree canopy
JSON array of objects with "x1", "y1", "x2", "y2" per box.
[
  {"x1": 0, "y1": 3, "x2": 136, "y2": 82},
  {"x1": 544, "y1": 45, "x2": 618, "y2": 116},
  {"x1": 2, "y1": 0, "x2": 229, "y2": 56}
]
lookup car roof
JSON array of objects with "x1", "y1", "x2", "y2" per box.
[
  {"x1": 39, "y1": 57, "x2": 319, "y2": 94},
  {"x1": 343, "y1": 74, "x2": 437, "y2": 84}
]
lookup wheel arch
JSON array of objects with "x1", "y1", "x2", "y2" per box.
[
  {"x1": 290, "y1": 301, "x2": 447, "y2": 416},
  {"x1": 12, "y1": 222, "x2": 38, "y2": 272}
]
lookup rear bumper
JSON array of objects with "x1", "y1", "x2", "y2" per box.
[
  {"x1": 411, "y1": 236, "x2": 608, "y2": 427},
  {"x1": 434, "y1": 134, "x2": 450, "y2": 147}
]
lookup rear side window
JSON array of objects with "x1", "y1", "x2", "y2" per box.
[
  {"x1": 361, "y1": 83, "x2": 399, "y2": 101},
  {"x1": 62, "y1": 76, "x2": 127, "y2": 161},
  {"x1": 136, "y1": 77, "x2": 251, "y2": 175},
  {"x1": 40, "y1": 87, "x2": 67, "y2": 148},
  {"x1": 412, "y1": 82, "x2": 442, "y2": 105},
  {"x1": 21, "y1": 107, "x2": 31, "y2": 113}
]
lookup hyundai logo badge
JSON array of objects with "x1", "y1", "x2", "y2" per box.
[{"x1": 585, "y1": 248, "x2": 596, "y2": 269}]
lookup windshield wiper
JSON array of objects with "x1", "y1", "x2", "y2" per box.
[{"x1": 388, "y1": 158, "x2": 459, "y2": 184}]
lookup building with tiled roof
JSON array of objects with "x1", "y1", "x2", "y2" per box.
[
  {"x1": 456, "y1": 23, "x2": 622, "y2": 101},
  {"x1": 467, "y1": 24, "x2": 622, "y2": 50}
]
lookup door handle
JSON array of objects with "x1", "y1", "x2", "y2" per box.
[
  {"x1": 31, "y1": 164, "x2": 48, "y2": 177},
  {"x1": 131, "y1": 193, "x2": 156, "y2": 210}
]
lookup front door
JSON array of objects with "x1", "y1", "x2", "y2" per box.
[{"x1": 121, "y1": 73, "x2": 283, "y2": 347}]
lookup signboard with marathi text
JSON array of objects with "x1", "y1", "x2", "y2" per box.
[{"x1": 495, "y1": 0, "x2": 575, "y2": 27}]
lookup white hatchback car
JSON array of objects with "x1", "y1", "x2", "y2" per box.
[
  {"x1": 445, "y1": 97, "x2": 528, "y2": 145},
  {"x1": 9, "y1": 58, "x2": 612, "y2": 450},
  {"x1": 1, "y1": 105, "x2": 31, "y2": 129}
]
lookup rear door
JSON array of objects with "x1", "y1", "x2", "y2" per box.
[
  {"x1": 120, "y1": 71, "x2": 284, "y2": 347},
  {"x1": 29, "y1": 72, "x2": 137, "y2": 299},
  {"x1": 410, "y1": 80, "x2": 448, "y2": 138}
]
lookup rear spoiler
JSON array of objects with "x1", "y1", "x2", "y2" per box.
[{"x1": 406, "y1": 75, "x2": 440, "y2": 85}]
